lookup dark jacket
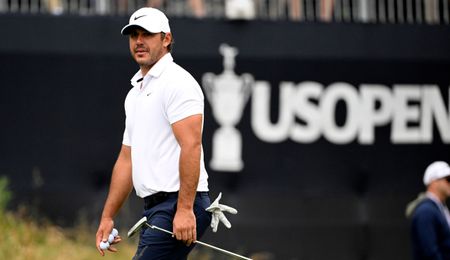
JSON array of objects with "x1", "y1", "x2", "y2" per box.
[{"x1": 409, "y1": 197, "x2": 450, "y2": 260}]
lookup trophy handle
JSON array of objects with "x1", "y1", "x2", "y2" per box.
[
  {"x1": 202, "y1": 72, "x2": 215, "y2": 102},
  {"x1": 240, "y1": 73, "x2": 254, "y2": 105}
]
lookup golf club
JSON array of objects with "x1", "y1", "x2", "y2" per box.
[{"x1": 128, "y1": 216, "x2": 252, "y2": 260}]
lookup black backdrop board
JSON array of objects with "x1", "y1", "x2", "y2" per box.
[{"x1": 0, "y1": 15, "x2": 449, "y2": 260}]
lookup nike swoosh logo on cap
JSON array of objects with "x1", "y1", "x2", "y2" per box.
[{"x1": 134, "y1": 15, "x2": 146, "y2": 20}]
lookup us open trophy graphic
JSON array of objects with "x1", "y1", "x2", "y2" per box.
[{"x1": 202, "y1": 44, "x2": 253, "y2": 172}]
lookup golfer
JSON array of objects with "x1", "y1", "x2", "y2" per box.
[
  {"x1": 95, "y1": 7, "x2": 211, "y2": 259},
  {"x1": 406, "y1": 161, "x2": 450, "y2": 259}
]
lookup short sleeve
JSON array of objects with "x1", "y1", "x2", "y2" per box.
[
  {"x1": 122, "y1": 127, "x2": 131, "y2": 146},
  {"x1": 165, "y1": 78, "x2": 204, "y2": 124}
]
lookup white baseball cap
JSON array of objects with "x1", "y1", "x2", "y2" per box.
[
  {"x1": 423, "y1": 161, "x2": 450, "y2": 185},
  {"x1": 121, "y1": 7, "x2": 171, "y2": 35}
]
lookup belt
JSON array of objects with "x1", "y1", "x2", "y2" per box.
[{"x1": 143, "y1": 191, "x2": 209, "y2": 210}]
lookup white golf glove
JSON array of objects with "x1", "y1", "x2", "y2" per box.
[{"x1": 206, "y1": 192, "x2": 238, "y2": 232}]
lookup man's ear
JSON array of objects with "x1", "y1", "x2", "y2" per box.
[{"x1": 163, "y1": 32, "x2": 172, "y2": 48}]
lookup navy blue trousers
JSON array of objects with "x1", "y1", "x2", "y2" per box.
[{"x1": 133, "y1": 193, "x2": 211, "y2": 260}]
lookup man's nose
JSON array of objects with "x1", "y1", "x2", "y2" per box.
[{"x1": 136, "y1": 34, "x2": 143, "y2": 43}]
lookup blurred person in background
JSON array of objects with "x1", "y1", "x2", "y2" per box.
[
  {"x1": 289, "y1": 0, "x2": 302, "y2": 21},
  {"x1": 320, "y1": 0, "x2": 334, "y2": 21},
  {"x1": 406, "y1": 161, "x2": 450, "y2": 260},
  {"x1": 147, "y1": 0, "x2": 205, "y2": 18},
  {"x1": 425, "y1": 0, "x2": 440, "y2": 24},
  {"x1": 47, "y1": 0, "x2": 63, "y2": 15},
  {"x1": 95, "y1": 6, "x2": 211, "y2": 259},
  {"x1": 188, "y1": 0, "x2": 205, "y2": 17}
]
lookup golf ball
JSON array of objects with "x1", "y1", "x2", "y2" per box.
[
  {"x1": 108, "y1": 234, "x2": 114, "y2": 243},
  {"x1": 99, "y1": 241, "x2": 110, "y2": 250},
  {"x1": 111, "y1": 228, "x2": 119, "y2": 237}
]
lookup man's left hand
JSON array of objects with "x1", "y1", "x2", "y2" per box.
[{"x1": 173, "y1": 208, "x2": 197, "y2": 246}]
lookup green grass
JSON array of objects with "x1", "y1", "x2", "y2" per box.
[
  {"x1": 0, "y1": 176, "x2": 136, "y2": 260},
  {"x1": 0, "y1": 208, "x2": 137, "y2": 260}
]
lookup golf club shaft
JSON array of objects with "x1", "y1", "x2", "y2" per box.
[{"x1": 144, "y1": 223, "x2": 252, "y2": 260}]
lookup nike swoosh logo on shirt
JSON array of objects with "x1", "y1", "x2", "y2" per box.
[
  {"x1": 147, "y1": 92, "x2": 152, "y2": 96},
  {"x1": 134, "y1": 15, "x2": 146, "y2": 20}
]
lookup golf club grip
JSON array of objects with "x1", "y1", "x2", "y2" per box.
[{"x1": 145, "y1": 223, "x2": 252, "y2": 260}]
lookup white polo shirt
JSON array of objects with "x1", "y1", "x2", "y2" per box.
[{"x1": 122, "y1": 53, "x2": 209, "y2": 198}]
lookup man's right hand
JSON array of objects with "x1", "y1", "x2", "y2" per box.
[{"x1": 96, "y1": 218, "x2": 121, "y2": 256}]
